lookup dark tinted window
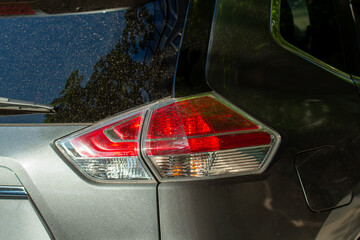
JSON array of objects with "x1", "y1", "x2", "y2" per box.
[
  {"x1": 351, "y1": 0, "x2": 360, "y2": 46},
  {"x1": 0, "y1": 0, "x2": 150, "y2": 15},
  {"x1": 280, "y1": 0, "x2": 346, "y2": 71},
  {"x1": 0, "y1": 0, "x2": 186, "y2": 123}
]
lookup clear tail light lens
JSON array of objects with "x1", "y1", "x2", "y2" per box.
[
  {"x1": 55, "y1": 108, "x2": 152, "y2": 182},
  {"x1": 56, "y1": 93, "x2": 280, "y2": 182},
  {"x1": 142, "y1": 94, "x2": 281, "y2": 180}
]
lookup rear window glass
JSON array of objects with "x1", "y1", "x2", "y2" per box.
[
  {"x1": 0, "y1": 0, "x2": 184, "y2": 123},
  {"x1": 0, "y1": 0, "x2": 150, "y2": 15},
  {"x1": 280, "y1": 0, "x2": 346, "y2": 71}
]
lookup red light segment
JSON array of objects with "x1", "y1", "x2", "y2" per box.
[
  {"x1": 71, "y1": 115, "x2": 143, "y2": 158},
  {"x1": 187, "y1": 136, "x2": 220, "y2": 153},
  {"x1": 146, "y1": 139, "x2": 190, "y2": 156},
  {"x1": 113, "y1": 116, "x2": 142, "y2": 140},
  {"x1": 210, "y1": 132, "x2": 271, "y2": 150},
  {"x1": 147, "y1": 96, "x2": 258, "y2": 140},
  {"x1": 180, "y1": 97, "x2": 258, "y2": 134},
  {"x1": 147, "y1": 103, "x2": 186, "y2": 139},
  {"x1": 146, "y1": 96, "x2": 268, "y2": 157},
  {"x1": 146, "y1": 132, "x2": 271, "y2": 156}
]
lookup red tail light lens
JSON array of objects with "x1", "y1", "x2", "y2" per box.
[
  {"x1": 71, "y1": 115, "x2": 142, "y2": 158},
  {"x1": 56, "y1": 109, "x2": 151, "y2": 182},
  {"x1": 56, "y1": 93, "x2": 280, "y2": 182},
  {"x1": 146, "y1": 96, "x2": 271, "y2": 155},
  {"x1": 148, "y1": 97, "x2": 258, "y2": 139},
  {"x1": 142, "y1": 94, "x2": 281, "y2": 179}
]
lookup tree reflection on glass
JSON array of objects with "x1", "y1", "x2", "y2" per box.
[{"x1": 46, "y1": 4, "x2": 176, "y2": 123}]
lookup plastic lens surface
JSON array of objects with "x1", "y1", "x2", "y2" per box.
[
  {"x1": 56, "y1": 110, "x2": 151, "y2": 181},
  {"x1": 56, "y1": 93, "x2": 280, "y2": 182},
  {"x1": 144, "y1": 95, "x2": 280, "y2": 179}
]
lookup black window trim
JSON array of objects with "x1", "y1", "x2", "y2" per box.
[{"x1": 270, "y1": 0, "x2": 354, "y2": 85}]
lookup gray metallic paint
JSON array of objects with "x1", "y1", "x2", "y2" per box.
[
  {"x1": 0, "y1": 199, "x2": 50, "y2": 240},
  {"x1": 165, "y1": 0, "x2": 360, "y2": 239},
  {"x1": 0, "y1": 167, "x2": 22, "y2": 186},
  {"x1": 0, "y1": 125, "x2": 159, "y2": 240}
]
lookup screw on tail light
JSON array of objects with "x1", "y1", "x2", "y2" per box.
[
  {"x1": 55, "y1": 107, "x2": 153, "y2": 182},
  {"x1": 141, "y1": 93, "x2": 281, "y2": 181}
]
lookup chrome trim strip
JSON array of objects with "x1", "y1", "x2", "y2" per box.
[
  {"x1": 0, "y1": 186, "x2": 28, "y2": 198},
  {"x1": 270, "y1": 0, "x2": 353, "y2": 85}
]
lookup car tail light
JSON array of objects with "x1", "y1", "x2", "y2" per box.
[
  {"x1": 56, "y1": 107, "x2": 152, "y2": 182},
  {"x1": 142, "y1": 94, "x2": 280, "y2": 180},
  {"x1": 56, "y1": 93, "x2": 280, "y2": 182}
]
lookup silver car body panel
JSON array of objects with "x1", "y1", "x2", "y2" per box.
[
  {"x1": 0, "y1": 166, "x2": 22, "y2": 186},
  {"x1": 0, "y1": 125, "x2": 159, "y2": 240},
  {"x1": 0, "y1": 199, "x2": 51, "y2": 240}
]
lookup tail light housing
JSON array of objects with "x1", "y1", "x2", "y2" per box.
[
  {"x1": 56, "y1": 106, "x2": 152, "y2": 182},
  {"x1": 56, "y1": 93, "x2": 281, "y2": 182}
]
